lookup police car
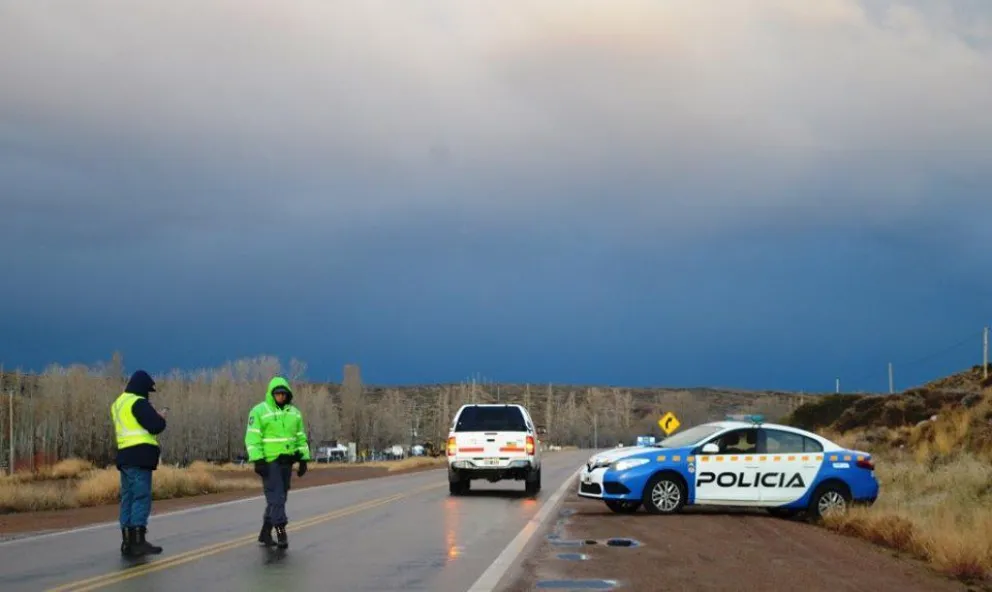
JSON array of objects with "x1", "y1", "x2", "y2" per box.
[{"x1": 577, "y1": 415, "x2": 879, "y2": 519}]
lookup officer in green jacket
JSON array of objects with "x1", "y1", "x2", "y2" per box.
[{"x1": 244, "y1": 376, "x2": 311, "y2": 549}]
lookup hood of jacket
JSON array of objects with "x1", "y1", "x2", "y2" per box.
[
  {"x1": 266, "y1": 376, "x2": 294, "y2": 408},
  {"x1": 124, "y1": 370, "x2": 156, "y2": 399}
]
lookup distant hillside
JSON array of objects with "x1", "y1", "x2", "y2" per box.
[{"x1": 784, "y1": 363, "x2": 992, "y2": 460}]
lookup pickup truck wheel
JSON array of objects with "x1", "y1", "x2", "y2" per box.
[
  {"x1": 449, "y1": 478, "x2": 470, "y2": 496},
  {"x1": 525, "y1": 468, "x2": 541, "y2": 497}
]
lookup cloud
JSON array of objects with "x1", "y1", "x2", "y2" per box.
[
  {"x1": 1, "y1": 0, "x2": 991, "y2": 262},
  {"x1": 0, "y1": 0, "x2": 992, "y2": 238}
]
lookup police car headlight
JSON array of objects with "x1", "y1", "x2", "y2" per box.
[{"x1": 612, "y1": 458, "x2": 649, "y2": 472}]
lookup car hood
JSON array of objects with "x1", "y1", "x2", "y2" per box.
[{"x1": 586, "y1": 446, "x2": 655, "y2": 467}]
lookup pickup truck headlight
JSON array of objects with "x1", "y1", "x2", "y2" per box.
[{"x1": 611, "y1": 458, "x2": 650, "y2": 472}]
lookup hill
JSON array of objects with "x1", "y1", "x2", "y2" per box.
[
  {"x1": 785, "y1": 363, "x2": 992, "y2": 460},
  {"x1": 783, "y1": 363, "x2": 992, "y2": 583}
]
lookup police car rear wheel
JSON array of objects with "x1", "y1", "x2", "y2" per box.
[
  {"x1": 642, "y1": 474, "x2": 686, "y2": 514},
  {"x1": 809, "y1": 483, "x2": 849, "y2": 519}
]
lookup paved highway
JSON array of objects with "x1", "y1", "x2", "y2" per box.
[{"x1": 0, "y1": 450, "x2": 588, "y2": 592}]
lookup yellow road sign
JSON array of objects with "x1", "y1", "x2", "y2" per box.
[{"x1": 658, "y1": 411, "x2": 680, "y2": 435}]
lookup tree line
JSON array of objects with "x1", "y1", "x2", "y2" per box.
[{"x1": 0, "y1": 354, "x2": 804, "y2": 471}]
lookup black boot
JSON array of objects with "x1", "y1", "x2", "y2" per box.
[
  {"x1": 120, "y1": 527, "x2": 133, "y2": 556},
  {"x1": 258, "y1": 521, "x2": 276, "y2": 546},
  {"x1": 274, "y1": 524, "x2": 288, "y2": 549},
  {"x1": 134, "y1": 526, "x2": 163, "y2": 555}
]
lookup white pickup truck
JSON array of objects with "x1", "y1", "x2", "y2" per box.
[{"x1": 446, "y1": 403, "x2": 542, "y2": 496}]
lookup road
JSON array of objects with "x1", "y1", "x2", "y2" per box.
[{"x1": 0, "y1": 450, "x2": 588, "y2": 592}]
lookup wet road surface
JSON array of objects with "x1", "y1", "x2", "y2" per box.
[{"x1": 0, "y1": 450, "x2": 588, "y2": 592}]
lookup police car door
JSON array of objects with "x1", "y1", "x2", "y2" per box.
[
  {"x1": 694, "y1": 427, "x2": 761, "y2": 505},
  {"x1": 756, "y1": 428, "x2": 823, "y2": 504}
]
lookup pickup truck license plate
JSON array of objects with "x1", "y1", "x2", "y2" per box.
[{"x1": 483, "y1": 457, "x2": 500, "y2": 466}]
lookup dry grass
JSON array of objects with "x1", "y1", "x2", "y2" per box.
[
  {"x1": 797, "y1": 384, "x2": 992, "y2": 582},
  {"x1": 0, "y1": 461, "x2": 258, "y2": 514},
  {"x1": 0, "y1": 458, "x2": 98, "y2": 484},
  {"x1": 821, "y1": 447, "x2": 992, "y2": 582},
  {"x1": 0, "y1": 481, "x2": 75, "y2": 513}
]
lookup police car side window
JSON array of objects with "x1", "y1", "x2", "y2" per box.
[
  {"x1": 762, "y1": 429, "x2": 822, "y2": 454},
  {"x1": 802, "y1": 436, "x2": 823, "y2": 453},
  {"x1": 707, "y1": 429, "x2": 757, "y2": 454}
]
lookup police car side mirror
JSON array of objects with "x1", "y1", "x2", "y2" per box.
[{"x1": 701, "y1": 443, "x2": 720, "y2": 454}]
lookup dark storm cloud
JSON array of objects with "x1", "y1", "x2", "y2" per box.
[{"x1": 1, "y1": 0, "x2": 991, "y2": 388}]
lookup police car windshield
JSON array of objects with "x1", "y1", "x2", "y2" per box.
[
  {"x1": 454, "y1": 406, "x2": 527, "y2": 432},
  {"x1": 653, "y1": 424, "x2": 723, "y2": 448}
]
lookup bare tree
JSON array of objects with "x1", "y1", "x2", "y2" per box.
[{"x1": 1, "y1": 353, "x2": 808, "y2": 467}]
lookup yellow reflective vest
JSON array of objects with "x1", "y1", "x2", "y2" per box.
[{"x1": 111, "y1": 392, "x2": 159, "y2": 449}]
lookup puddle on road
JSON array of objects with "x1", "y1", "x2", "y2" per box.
[
  {"x1": 556, "y1": 552, "x2": 589, "y2": 561},
  {"x1": 549, "y1": 538, "x2": 600, "y2": 547},
  {"x1": 535, "y1": 579, "x2": 618, "y2": 590},
  {"x1": 605, "y1": 537, "x2": 641, "y2": 547}
]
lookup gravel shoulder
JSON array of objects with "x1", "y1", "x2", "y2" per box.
[
  {"x1": 0, "y1": 464, "x2": 440, "y2": 539},
  {"x1": 505, "y1": 495, "x2": 972, "y2": 592}
]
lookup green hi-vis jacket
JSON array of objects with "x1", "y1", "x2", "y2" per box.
[{"x1": 245, "y1": 377, "x2": 311, "y2": 463}]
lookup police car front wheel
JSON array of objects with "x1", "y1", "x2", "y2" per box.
[{"x1": 641, "y1": 473, "x2": 686, "y2": 514}]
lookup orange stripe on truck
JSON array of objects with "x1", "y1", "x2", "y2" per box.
[{"x1": 458, "y1": 447, "x2": 484, "y2": 453}]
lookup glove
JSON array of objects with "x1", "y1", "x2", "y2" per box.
[
  {"x1": 254, "y1": 460, "x2": 269, "y2": 477},
  {"x1": 297, "y1": 461, "x2": 307, "y2": 478}
]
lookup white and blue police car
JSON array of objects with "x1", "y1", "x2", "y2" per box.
[{"x1": 577, "y1": 415, "x2": 879, "y2": 519}]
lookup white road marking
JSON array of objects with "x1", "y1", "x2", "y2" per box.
[{"x1": 465, "y1": 466, "x2": 581, "y2": 592}]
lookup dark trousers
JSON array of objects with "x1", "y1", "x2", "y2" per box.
[
  {"x1": 119, "y1": 466, "x2": 153, "y2": 528},
  {"x1": 262, "y1": 463, "x2": 293, "y2": 526}
]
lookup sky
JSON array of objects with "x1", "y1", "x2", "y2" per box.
[{"x1": 1, "y1": 0, "x2": 991, "y2": 393}]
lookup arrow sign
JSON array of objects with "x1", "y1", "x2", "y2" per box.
[{"x1": 658, "y1": 411, "x2": 680, "y2": 436}]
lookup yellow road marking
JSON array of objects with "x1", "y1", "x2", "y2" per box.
[{"x1": 47, "y1": 482, "x2": 444, "y2": 591}]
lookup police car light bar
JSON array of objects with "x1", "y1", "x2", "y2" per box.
[{"x1": 725, "y1": 414, "x2": 765, "y2": 424}]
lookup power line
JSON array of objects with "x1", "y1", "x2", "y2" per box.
[{"x1": 835, "y1": 328, "x2": 985, "y2": 394}]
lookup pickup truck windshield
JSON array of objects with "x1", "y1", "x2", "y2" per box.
[{"x1": 454, "y1": 406, "x2": 527, "y2": 432}]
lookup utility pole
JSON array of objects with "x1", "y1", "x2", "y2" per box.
[
  {"x1": 888, "y1": 362, "x2": 894, "y2": 394},
  {"x1": 984, "y1": 326, "x2": 989, "y2": 381},
  {"x1": 8, "y1": 384, "x2": 13, "y2": 476},
  {"x1": 593, "y1": 413, "x2": 598, "y2": 449}
]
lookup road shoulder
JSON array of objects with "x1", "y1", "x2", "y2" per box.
[
  {"x1": 505, "y1": 495, "x2": 970, "y2": 592},
  {"x1": 467, "y1": 467, "x2": 579, "y2": 592}
]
